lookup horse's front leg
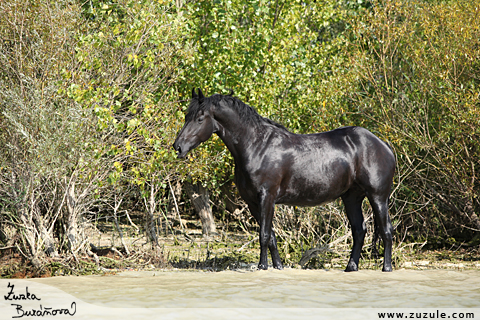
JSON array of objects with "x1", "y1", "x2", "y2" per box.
[
  {"x1": 268, "y1": 229, "x2": 283, "y2": 270},
  {"x1": 257, "y1": 189, "x2": 282, "y2": 270},
  {"x1": 247, "y1": 199, "x2": 283, "y2": 270}
]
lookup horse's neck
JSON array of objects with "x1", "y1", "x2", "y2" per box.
[{"x1": 213, "y1": 107, "x2": 265, "y2": 161}]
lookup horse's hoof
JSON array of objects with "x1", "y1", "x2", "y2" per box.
[
  {"x1": 345, "y1": 261, "x2": 358, "y2": 272},
  {"x1": 257, "y1": 263, "x2": 268, "y2": 270},
  {"x1": 273, "y1": 264, "x2": 283, "y2": 270},
  {"x1": 382, "y1": 265, "x2": 393, "y2": 272}
]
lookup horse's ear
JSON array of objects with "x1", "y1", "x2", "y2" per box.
[
  {"x1": 192, "y1": 88, "x2": 198, "y2": 99},
  {"x1": 198, "y1": 88, "x2": 205, "y2": 103}
]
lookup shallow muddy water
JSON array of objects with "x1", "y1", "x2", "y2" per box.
[
  {"x1": 30, "y1": 269, "x2": 480, "y2": 308},
  {"x1": 2, "y1": 269, "x2": 479, "y2": 319}
]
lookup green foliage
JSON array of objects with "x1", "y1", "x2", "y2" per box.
[
  {"x1": 1, "y1": 0, "x2": 479, "y2": 270},
  {"x1": 0, "y1": 0, "x2": 88, "y2": 174},
  {"x1": 0, "y1": 0, "x2": 196, "y2": 260},
  {"x1": 177, "y1": 0, "x2": 480, "y2": 244},
  {"x1": 0, "y1": 0, "x2": 104, "y2": 262},
  {"x1": 175, "y1": 0, "x2": 367, "y2": 190},
  {"x1": 70, "y1": 0, "x2": 194, "y2": 193},
  {"x1": 349, "y1": 0, "x2": 480, "y2": 242}
]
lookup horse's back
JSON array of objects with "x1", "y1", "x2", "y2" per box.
[
  {"x1": 320, "y1": 126, "x2": 395, "y2": 188},
  {"x1": 276, "y1": 126, "x2": 395, "y2": 205}
]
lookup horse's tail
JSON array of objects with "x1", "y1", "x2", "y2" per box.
[{"x1": 371, "y1": 221, "x2": 380, "y2": 260}]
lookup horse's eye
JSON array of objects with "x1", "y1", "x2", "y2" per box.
[{"x1": 198, "y1": 116, "x2": 205, "y2": 123}]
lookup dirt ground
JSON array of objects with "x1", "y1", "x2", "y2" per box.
[
  {"x1": 2, "y1": 218, "x2": 480, "y2": 278},
  {"x1": 2, "y1": 234, "x2": 480, "y2": 279}
]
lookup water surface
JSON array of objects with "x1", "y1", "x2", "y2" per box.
[
  {"x1": 2, "y1": 269, "x2": 479, "y2": 320},
  {"x1": 31, "y1": 268, "x2": 480, "y2": 308}
]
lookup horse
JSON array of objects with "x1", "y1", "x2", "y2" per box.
[{"x1": 173, "y1": 89, "x2": 395, "y2": 272}]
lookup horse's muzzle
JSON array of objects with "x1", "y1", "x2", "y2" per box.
[{"x1": 172, "y1": 142, "x2": 187, "y2": 159}]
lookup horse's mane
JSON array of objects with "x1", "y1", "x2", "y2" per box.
[{"x1": 187, "y1": 92, "x2": 288, "y2": 131}]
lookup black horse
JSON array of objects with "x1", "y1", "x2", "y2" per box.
[{"x1": 173, "y1": 89, "x2": 395, "y2": 272}]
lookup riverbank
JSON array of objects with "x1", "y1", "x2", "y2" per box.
[{"x1": 1, "y1": 234, "x2": 479, "y2": 279}]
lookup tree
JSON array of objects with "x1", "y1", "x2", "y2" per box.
[
  {"x1": 349, "y1": 0, "x2": 480, "y2": 243},
  {"x1": 0, "y1": 0, "x2": 112, "y2": 264}
]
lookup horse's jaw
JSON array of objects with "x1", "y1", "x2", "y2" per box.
[{"x1": 173, "y1": 139, "x2": 203, "y2": 159}]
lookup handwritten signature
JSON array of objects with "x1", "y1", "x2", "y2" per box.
[{"x1": 5, "y1": 282, "x2": 76, "y2": 318}]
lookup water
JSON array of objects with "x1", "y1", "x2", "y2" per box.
[{"x1": 1, "y1": 269, "x2": 479, "y2": 319}]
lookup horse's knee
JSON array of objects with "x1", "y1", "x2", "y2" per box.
[
  {"x1": 383, "y1": 229, "x2": 393, "y2": 243},
  {"x1": 259, "y1": 233, "x2": 270, "y2": 249},
  {"x1": 378, "y1": 223, "x2": 393, "y2": 245},
  {"x1": 360, "y1": 222, "x2": 367, "y2": 236},
  {"x1": 352, "y1": 221, "x2": 367, "y2": 241},
  {"x1": 268, "y1": 231, "x2": 277, "y2": 246}
]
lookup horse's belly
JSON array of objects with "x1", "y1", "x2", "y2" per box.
[
  {"x1": 276, "y1": 195, "x2": 334, "y2": 207},
  {"x1": 275, "y1": 163, "x2": 354, "y2": 206},
  {"x1": 275, "y1": 186, "x2": 340, "y2": 207}
]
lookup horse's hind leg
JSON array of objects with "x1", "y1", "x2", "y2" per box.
[
  {"x1": 268, "y1": 229, "x2": 283, "y2": 270},
  {"x1": 341, "y1": 189, "x2": 366, "y2": 272},
  {"x1": 367, "y1": 193, "x2": 393, "y2": 272}
]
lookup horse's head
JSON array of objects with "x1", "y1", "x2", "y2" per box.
[{"x1": 173, "y1": 88, "x2": 217, "y2": 159}]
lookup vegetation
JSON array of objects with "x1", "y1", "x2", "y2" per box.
[{"x1": 0, "y1": 0, "x2": 478, "y2": 275}]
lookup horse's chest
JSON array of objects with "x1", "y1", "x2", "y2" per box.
[{"x1": 233, "y1": 167, "x2": 260, "y2": 202}]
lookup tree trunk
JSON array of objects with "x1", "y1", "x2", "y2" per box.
[
  {"x1": 19, "y1": 206, "x2": 41, "y2": 266},
  {"x1": 185, "y1": 181, "x2": 216, "y2": 236},
  {"x1": 35, "y1": 214, "x2": 58, "y2": 258},
  {"x1": 220, "y1": 183, "x2": 239, "y2": 214},
  {"x1": 66, "y1": 181, "x2": 83, "y2": 253},
  {"x1": 143, "y1": 180, "x2": 159, "y2": 245},
  {"x1": 165, "y1": 179, "x2": 182, "y2": 235}
]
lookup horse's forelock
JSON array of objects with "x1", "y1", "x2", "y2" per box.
[{"x1": 186, "y1": 96, "x2": 208, "y2": 120}]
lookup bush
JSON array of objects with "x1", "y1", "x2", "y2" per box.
[
  {"x1": 349, "y1": 0, "x2": 480, "y2": 245},
  {"x1": 0, "y1": 0, "x2": 108, "y2": 265}
]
